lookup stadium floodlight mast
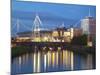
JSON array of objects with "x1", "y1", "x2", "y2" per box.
[{"x1": 31, "y1": 14, "x2": 42, "y2": 39}]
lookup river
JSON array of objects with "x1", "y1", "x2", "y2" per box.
[{"x1": 11, "y1": 49, "x2": 95, "y2": 75}]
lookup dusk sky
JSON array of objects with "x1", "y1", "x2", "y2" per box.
[{"x1": 11, "y1": 0, "x2": 96, "y2": 35}]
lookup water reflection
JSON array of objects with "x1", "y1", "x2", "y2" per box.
[{"x1": 11, "y1": 50, "x2": 95, "y2": 75}]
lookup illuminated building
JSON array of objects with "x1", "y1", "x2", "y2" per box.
[
  {"x1": 81, "y1": 16, "x2": 96, "y2": 35},
  {"x1": 14, "y1": 26, "x2": 83, "y2": 42},
  {"x1": 81, "y1": 16, "x2": 96, "y2": 46},
  {"x1": 16, "y1": 28, "x2": 52, "y2": 42}
]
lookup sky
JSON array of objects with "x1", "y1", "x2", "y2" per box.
[{"x1": 11, "y1": 0, "x2": 96, "y2": 35}]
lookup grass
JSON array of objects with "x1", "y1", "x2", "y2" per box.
[{"x1": 11, "y1": 46, "x2": 31, "y2": 58}]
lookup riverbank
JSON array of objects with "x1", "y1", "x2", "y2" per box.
[
  {"x1": 67, "y1": 45, "x2": 95, "y2": 54},
  {"x1": 12, "y1": 46, "x2": 32, "y2": 58},
  {"x1": 11, "y1": 44, "x2": 95, "y2": 59}
]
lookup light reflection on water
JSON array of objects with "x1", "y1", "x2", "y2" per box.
[{"x1": 11, "y1": 50, "x2": 95, "y2": 75}]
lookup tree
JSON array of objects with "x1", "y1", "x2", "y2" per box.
[{"x1": 71, "y1": 34, "x2": 87, "y2": 45}]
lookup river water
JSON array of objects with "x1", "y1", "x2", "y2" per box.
[{"x1": 11, "y1": 50, "x2": 95, "y2": 75}]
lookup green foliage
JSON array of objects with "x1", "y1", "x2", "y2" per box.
[
  {"x1": 71, "y1": 34, "x2": 87, "y2": 45},
  {"x1": 11, "y1": 46, "x2": 31, "y2": 58}
]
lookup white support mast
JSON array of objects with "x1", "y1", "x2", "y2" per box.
[
  {"x1": 31, "y1": 14, "x2": 42, "y2": 39},
  {"x1": 16, "y1": 19, "x2": 20, "y2": 38}
]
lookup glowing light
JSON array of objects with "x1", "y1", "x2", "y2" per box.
[
  {"x1": 52, "y1": 52, "x2": 55, "y2": 67},
  {"x1": 33, "y1": 53, "x2": 36, "y2": 72},
  {"x1": 37, "y1": 52, "x2": 40, "y2": 72},
  {"x1": 34, "y1": 37, "x2": 41, "y2": 42},
  {"x1": 58, "y1": 47, "x2": 61, "y2": 51},
  {"x1": 86, "y1": 54, "x2": 93, "y2": 69},
  {"x1": 87, "y1": 41, "x2": 93, "y2": 47},
  {"x1": 49, "y1": 47, "x2": 53, "y2": 50},
  {"x1": 71, "y1": 52, "x2": 74, "y2": 70},
  {"x1": 56, "y1": 51, "x2": 58, "y2": 66},
  {"x1": 18, "y1": 56, "x2": 21, "y2": 65},
  {"x1": 47, "y1": 51, "x2": 51, "y2": 67},
  {"x1": 43, "y1": 36, "x2": 48, "y2": 41},
  {"x1": 44, "y1": 54, "x2": 47, "y2": 71}
]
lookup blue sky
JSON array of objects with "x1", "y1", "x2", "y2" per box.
[{"x1": 11, "y1": 0, "x2": 96, "y2": 35}]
